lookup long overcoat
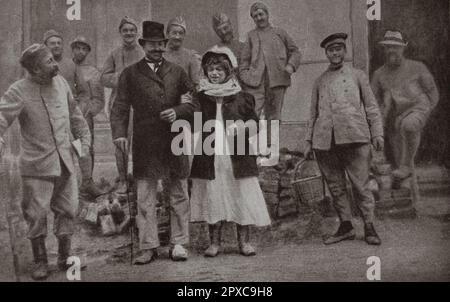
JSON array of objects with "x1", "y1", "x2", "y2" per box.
[{"x1": 110, "y1": 58, "x2": 195, "y2": 179}]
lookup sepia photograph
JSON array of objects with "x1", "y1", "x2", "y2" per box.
[{"x1": 0, "y1": 0, "x2": 448, "y2": 285}]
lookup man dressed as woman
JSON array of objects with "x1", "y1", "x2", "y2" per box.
[{"x1": 190, "y1": 46, "x2": 271, "y2": 257}]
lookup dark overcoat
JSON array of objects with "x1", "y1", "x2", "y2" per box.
[
  {"x1": 110, "y1": 58, "x2": 195, "y2": 179},
  {"x1": 190, "y1": 91, "x2": 260, "y2": 180}
]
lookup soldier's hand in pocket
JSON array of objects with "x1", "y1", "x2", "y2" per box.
[{"x1": 372, "y1": 136, "x2": 384, "y2": 152}]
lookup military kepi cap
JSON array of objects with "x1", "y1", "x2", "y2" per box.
[{"x1": 320, "y1": 33, "x2": 348, "y2": 49}]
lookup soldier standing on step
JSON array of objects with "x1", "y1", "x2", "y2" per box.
[{"x1": 371, "y1": 30, "x2": 439, "y2": 184}]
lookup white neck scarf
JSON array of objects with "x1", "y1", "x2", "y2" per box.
[{"x1": 199, "y1": 77, "x2": 242, "y2": 97}]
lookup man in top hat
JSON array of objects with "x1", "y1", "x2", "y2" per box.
[
  {"x1": 0, "y1": 44, "x2": 91, "y2": 280},
  {"x1": 43, "y1": 29, "x2": 76, "y2": 92},
  {"x1": 211, "y1": 12, "x2": 244, "y2": 64},
  {"x1": 69, "y1": 36, "x2": 106, "y2": 197},
  {"x1": 239, "y1": 2, "x2": 301, "y2": 166},
  {"x1": 111, "y1": 21, "x2": 197, "y2": 264},
  {"x1": 101, "y1": 16, "x2": 145, "y2": 193},
  {"x1": 304, "y1": 33, "x2": 384, "y2": 246},
  {"x1": 163, "y1": 16, "x2": 202, "y2": 89},
  {"x1": 371, "y1": 30, "x2": 439, "y2": 181}
]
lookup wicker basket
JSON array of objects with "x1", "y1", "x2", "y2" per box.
[{"x1": 291, "y1": 158, "x2": 325, "y2": 207}]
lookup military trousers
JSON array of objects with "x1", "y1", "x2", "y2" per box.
[
  {"x1": 21, "y1": 163, "x2": 78, "y2": 239},
  {"x1": 315, "y1": 142, "x2": 375, "y2": 223}
]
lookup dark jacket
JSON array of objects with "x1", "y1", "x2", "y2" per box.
[
  {"x1": 190, "y1": 91, "x2": 259, "y2": 180},
  {"x1": 110, "y1": 58, "x2": 195, "y2": 179}
]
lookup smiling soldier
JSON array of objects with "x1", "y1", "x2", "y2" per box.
[
  {"x1": 239, "y1": 2, "x2": 301, "y2": 165},
  {"x1": 163, "y1": 16, "x2": 202, "y2": 90},
  {"x1": 69, "y1": 36, "x2": 106, "y2": 198},
  {"x1": 101, "y1": 16, "x2": 144, "y2": 194},
  {"x1": 0, "y1": 44, "x2": 91, "y2": 280},
  {"x1": 304, "y1": 33, "x2": 384, "y2": 246}
]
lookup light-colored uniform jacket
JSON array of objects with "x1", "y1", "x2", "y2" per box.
[
  {"x1": 100, "y1": 42, "x2": 144, "y2": 114},
  {"x1": 371, "y1": 59, "x2": 439, "y2": 130},
  {"x1": 306, "y1": 65, "x2": 383, "y2": 150},
  {"x1": 0, "y1": 75, "x2": 91, "y2": 177},
  {"x1": 239, "y1": 25, "x2": 301, "y2": 88},
  {"x1": 164, "y1": 47, "x2": 202, "y2": 88}
]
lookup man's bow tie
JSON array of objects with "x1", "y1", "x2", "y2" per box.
[{"x1": 145, "y1": 58, "x2": 162, "y2": 65}]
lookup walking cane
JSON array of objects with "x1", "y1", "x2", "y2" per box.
[
  {"x1": 121, "y1": 147, "x2": 135, "y2": 265},
  {"x1": 1, "y1": 156, "x2": 21, "y2": 281}
]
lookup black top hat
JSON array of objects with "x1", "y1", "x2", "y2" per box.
[{"x1": 138, "y1": 21, "x2": 168, "y2": 46}]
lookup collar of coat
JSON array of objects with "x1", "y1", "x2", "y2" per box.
[{"x1": 136, "y1": 58, "x2": 173, "y2": 85}]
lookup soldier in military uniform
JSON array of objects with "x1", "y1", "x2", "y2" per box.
[
  {"x1": 371, "y1": 30, "x2": 439, "y2": 182},
  {"x1": 0, "y1": 44, "x2": 91, "y2": 280},
  {"x1": 304, "y1": 33, "x2": 384, "y2": 246},
  {"x1": 70, "y1": 36, "x2": 106, "y2": 197}
]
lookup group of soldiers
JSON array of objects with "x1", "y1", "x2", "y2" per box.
[{"x1": 0, "y1": 2, "x2": 439, "y2": 281}]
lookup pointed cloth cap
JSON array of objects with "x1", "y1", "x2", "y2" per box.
[
  {"x1": 43, "y1": 29, "x2": 62, "y2": 44},
  {"x1": 250, "y1": 2, "x2": 269, "y2": 16},
  {"x1": 167, "y1": 16, "x2": 187, "y2": 33},
  {"x1": 119, "y1": 16, "x2": 138, "y2": 31},
  {"x1": 212, "y1": 13, "x2": 231, "y2": 30}
]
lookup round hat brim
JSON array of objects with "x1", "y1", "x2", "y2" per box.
[
  {"x1": 70, "y1": 41, "x2": 91, "y2": 51},
  {"x1": 379, "y1": 40, "x2": 408, "y2": 47},
  {"x1": 138, "y1": 38, "x2": 168, "y2": 45}
]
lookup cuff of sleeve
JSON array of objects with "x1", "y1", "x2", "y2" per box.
[{"x1": 370, "y1": 127, "x2": 384, "y2": 139}]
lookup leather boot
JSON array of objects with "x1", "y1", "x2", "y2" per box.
[
  {"x1": 30, "y1": 237, "x2": 49, "y2": 281},
  {"x1": 364, "y1": 223, "x2": 381, "y2": 246},
  {"x1": 204, "y1": 223, "x2": 222, "y2": 257},
  {"x1": 80, "y1": 178, "x2": 106, "y2": 198},
  {"x1": 236, "y1": 225, "x2": 256, "y2": 256},
  {"x1": 57, "y1": 235, "x2": 71, "y2": 271},
  {"x1": 323, "y1": 221, "x2": 355, "y2": 245}
]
